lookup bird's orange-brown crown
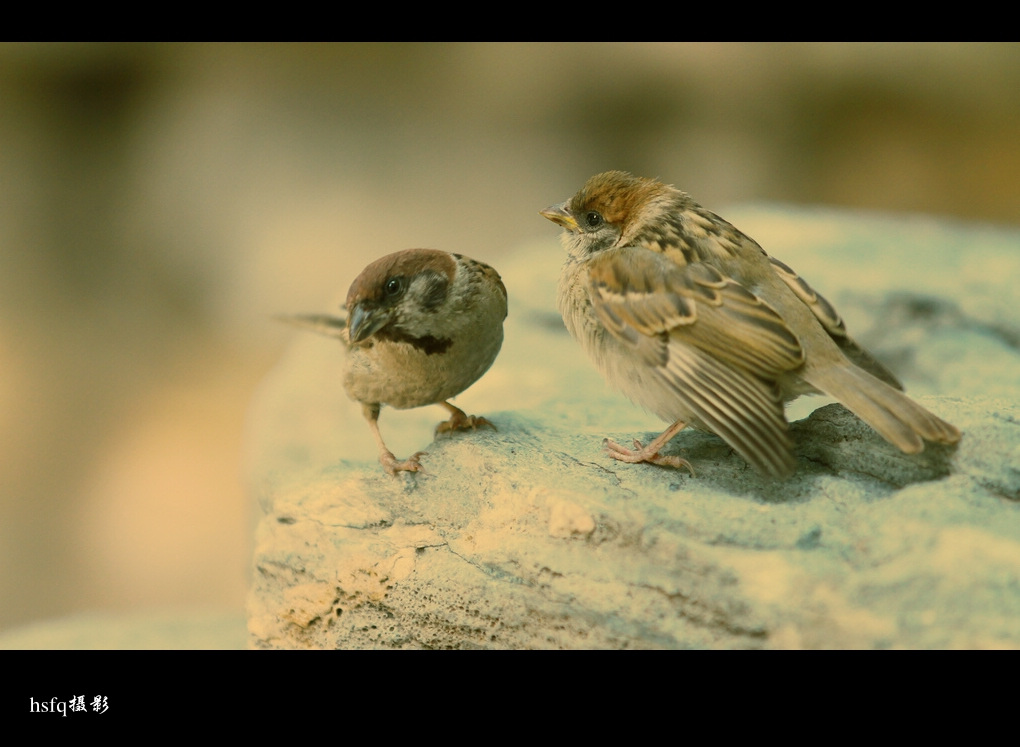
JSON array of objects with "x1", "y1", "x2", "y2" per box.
[
  {"x1": 346, "y1": 248, "x2": 456, "y2": 308},
  {"x1": 568, "y1": 171, "x2": 676, "y2": 227}
]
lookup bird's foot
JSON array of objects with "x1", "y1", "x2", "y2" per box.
[
  {"x1": 380, "y1": 449, "x2": 427, "y2": 476},
  {"x1": 435, "y1": 411, "x2": 496, "y2": 437},
  {"x1": 604, "y1": 437, "x2": 695, "y2": 475}
]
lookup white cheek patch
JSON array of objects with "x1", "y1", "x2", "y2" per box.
[{"x1": 413, "y1": 270, "x2": 451, "y2": 312}]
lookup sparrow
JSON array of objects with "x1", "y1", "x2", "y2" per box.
[
  {"x1": 541, "y1": 170, "x2": 961, "y2": 478},
  {"x1": 280, "y1": 248, "x2": 507, "y2": 476}
]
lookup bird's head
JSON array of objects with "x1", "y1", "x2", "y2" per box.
[
  {"x1": 541, "y1": 171, "x2": 682, "y2": 258},
  {"x1": 344, "y1": 248, "x2": 455, "y2": 344}
]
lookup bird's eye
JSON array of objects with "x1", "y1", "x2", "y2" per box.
[
  {"x1": 585, "y1": 211, "x2": 603, "y2": 229},
  {"x1": 384, "y1": 277, "x2": 405, "y2": 298}
]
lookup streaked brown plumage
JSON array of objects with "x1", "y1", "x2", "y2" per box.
[
  {"x1": 542, "y1": 170, "x2": 960, "y2": 478},
  {"x1": 281, "y1": 248, "x2": 507, "y2": 475}
]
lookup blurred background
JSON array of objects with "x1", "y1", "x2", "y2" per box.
[{"x1": 1, "y1": 42, "x2": 1018, "y2": 637}]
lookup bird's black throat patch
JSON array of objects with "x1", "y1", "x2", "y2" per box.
[{"x1": 377, "y1": 327, "x2": 453, "y2": 355}]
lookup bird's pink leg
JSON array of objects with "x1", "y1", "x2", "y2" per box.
[
  {"x1": 434, "y1": 401, "x2": 496, "y2": 436},
  {"x1": 362, "y1": 403, "x2": 425, "y2": 475},
  {"x1": 604, "y1": 419, "x2": 695, "y2": 474}
]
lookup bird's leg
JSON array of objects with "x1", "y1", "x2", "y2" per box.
[
  {"x1": 434, "y1": 401, "x2": 496, "y2": 437},
  {"x1": 604, "y1": 419, "x2": 695, "y2": 474},
  {"x1": 362, "y1": 403, "x2": 425, "y2": 475}
]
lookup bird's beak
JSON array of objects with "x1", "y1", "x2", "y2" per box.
[
  {"x1": 540, "y1": 202, "x2": 579, "y2": 232},
  {"x1": 347, "y1": 302, "x2": 390, "y2": 344}
]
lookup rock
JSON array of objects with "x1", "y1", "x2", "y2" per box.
[{"x1": 245, "y1": 206, "x2": 1020, "y2": 649}]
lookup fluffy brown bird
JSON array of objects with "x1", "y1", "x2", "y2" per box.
[
  {"x1": 281, "y1": 248, "x2": 507, "y2": 475},
  {"x1": 541, "y1": 170, "x2": 960, "y2": 478}
]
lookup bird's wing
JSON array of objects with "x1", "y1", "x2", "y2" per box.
[
  {"x1": 768, "y1": 255, "x2": 903, "y2": 390},
  {"x1": 587, "y1": 247, "x2": 804, "y2": 476},
  {"x1": 588, "y1": 248, "x2": 805, "y2": 377}
]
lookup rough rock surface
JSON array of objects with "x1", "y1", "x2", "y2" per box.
[{"x1": 245, "y1": 207, "x2": 1020, "y2": 649}]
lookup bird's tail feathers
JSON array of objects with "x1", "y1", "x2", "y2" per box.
[
  {"x1": 275, "y1": 313, "x2": 348, "y2": 340},
  {"x1": 813, "y1": 364, "x2": 960, "y2": 453}
]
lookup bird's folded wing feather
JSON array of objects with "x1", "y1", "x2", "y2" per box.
[
  {"x1": 587, "y1": 248, "x2": 804, "y2": 378},
  {"x1": 587, "y1": 248, "x2": 804, "y2": 476},
  {"x1": 768, "y1": 255, "x2": 903, "y2": 390}
]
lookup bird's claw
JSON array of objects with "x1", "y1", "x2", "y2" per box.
[
  {"x1": 435, "y1": 413, "x2": 496, "y2": 437},
  {"x1": 380, "y1": 450, "x2": 427, "y2": 476},
  {"x1": 603, "y1": 437, "x2": 695, "y2": 475}
]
